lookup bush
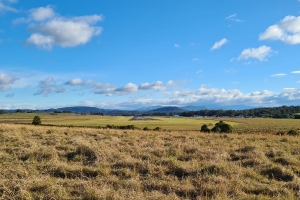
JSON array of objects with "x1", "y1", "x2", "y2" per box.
[
  {"x1": 153, "y1": 127, "x2": 161, "y2": 131},
  {"x1": 200, "y1": 124, "x2": 210, "y2": 133},
  {"x1": 32, "y1": 116, "x2": 41, "y2": 125},
  {"x1": 143, "y1": 127, "x2": 149, "y2": 131},
  {"x1": 276, "y1": 131, "x2": 286, "y2": 136},
  {"x1": 287, "y1": 129, "x2": 299, "y2": 136},
  {"x1": 211, "y1": 121, "x2": 233, "y2": 133}
]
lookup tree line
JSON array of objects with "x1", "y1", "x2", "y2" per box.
[{"x1": 180, "y1": 105, "x2": 300, "y2": 118}]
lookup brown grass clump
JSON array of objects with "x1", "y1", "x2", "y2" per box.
[{"x1": 0, "y1": 123, "x2": 300, "y2": 199}]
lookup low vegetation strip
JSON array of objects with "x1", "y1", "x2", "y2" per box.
[{"x1": 0, "y1": 124, "x2": 300, "y2": 199}]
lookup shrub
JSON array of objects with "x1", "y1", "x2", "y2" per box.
[
  {"x1": 211, "y1": 121, "x2": 233, "y2": 133},
  {"x1": 32, "y1": 116, "x2": 41, "y2": 125},
  {"x1": 276, "y1": 131, "x2": 286, "y2": 136},
  {"x1": 200, "y1": 124, "x2": 210, "y2": 133},
  {"x1": 287, "y1": 129, "x2": 299, "y2": 136},
  {"x1": 153, "y1": 127, "x2": 161, "y2": 131},
  {"x1": 143, "y1": 127, "x2": 149, "y2": 131}
]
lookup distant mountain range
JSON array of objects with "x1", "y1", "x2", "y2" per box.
[{"x1": 2, "y1": 105, "x2": 255, "y2": 115}]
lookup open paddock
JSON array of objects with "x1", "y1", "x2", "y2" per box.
[{"x1": 0, "y1": 113, "x2": 299, "y2": 133}]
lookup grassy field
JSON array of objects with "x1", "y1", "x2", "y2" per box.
[
  {"x1": 0, "y1": 113, "x2": 300, "y2": 134},
  {"x1": 0, "y1": 123, "x2": 300, "y2": 199},
  {"x1": 0, "y1": 113, "x2": 239, "y2": 131}
]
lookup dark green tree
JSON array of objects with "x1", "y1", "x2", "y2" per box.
[
  {"x1": 200, "y1": 124, "x2": 210, "y2": 133},
  {"x1": 32, "y1": 116, "x2": 41, "y2": 125},
  {"x1": 211, "y1": 121, "x2": 233, "y2": 133}
]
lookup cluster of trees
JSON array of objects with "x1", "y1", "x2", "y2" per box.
[
  {"x1": 201, "y1": 121, "x2": 233, "y2": 133},
  {"x1": 181, "y1": 105, "x2": 300, "y2": 119},
  {"x1": 90, "y1": 112, "x2": 104, "y2": 116},
  {"x1": 53, "y1": 110, "x2": 72, "y2": 113}
]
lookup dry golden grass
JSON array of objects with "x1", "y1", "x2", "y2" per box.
[{"x1": 0, "y1": 123, "x2": 300, "y2": 199}]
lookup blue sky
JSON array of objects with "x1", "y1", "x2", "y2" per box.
[{"x1": 1, "y1": 0, "x2": 300, "y2": 110}]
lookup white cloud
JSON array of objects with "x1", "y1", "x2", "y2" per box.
[
  {"x1": 166, "y1": 80, "x2": 175, "y2": 86},
  {"x1": 30, "y1": 5, "x2": 55, "y2": 21},
  {"x1": 174, "y1": 44, "x2": 180, "y2": 48},
  {"x1": 0, "y1": 2, "x2": 17, "y2": 12},
  {"x1": 34, "y1": 77, "x2": 69, "y2": 96},
  {"x1": 65, "y1": 78, "x2": 114, "y2": 90},
  {"x1": 94, "y1": 83, "x2": 138, "y2": 96},
  {"x1": 0, "y1": 73, "x2": 16, "y2": 84},
  {"x1": 196, "y1": 70, "x2": 203, "y2": 74},
  {"x1": 210, "y1": 38, "x2": 228, "y2": 50},
  {"x1": 271, "y1": 73, "x2": 287, "y2": 77},
  {"x1": 225, "y1": 14, "x2": 244, "y2": 22},
  {"x1": 139, "y1": 81, "x2": 166, "y2": 91},
  {"x1": 192, "y1": 58, "x2": 199, "y2": 61},
  {"x1": 26, "y1": 34, "x2": 54, "y2": 50},
  {"x1": 65, "y1": 78, "x2": 83, "y2": 86},
  {"x1": 260, "y1": 16, "x2": 300, "y2": 45},
  {"x1": 20, "y1": 5, "x2": 103, "y2": 49},
  {"x1": 237, "y1": 46, "x2": 274, "y2": 61},
  {"x1": 113, "y1": 87, "x2": 284, "y2": 109},
  {"x1": 0, "y1": 85, "x2": 11, "y2": 91},
  {"x1": 225, "y1": 14, "x2": 237, "y2": 20},
  {"x1": 292, "y1": 70, "x2": 300, "y2": 74},
  {"x1": 224, "y1": 68, "x2": 237, "y2": 73}
]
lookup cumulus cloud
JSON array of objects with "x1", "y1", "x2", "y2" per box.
[
  {"x1": 166, "y1": 80, "x2": 175, "y2": 86},
  {"x1": 94, "y1": 83, "x2": 138, "y2": 96},
  {"x1": 30, "y1": 5, "x2": 55, "y2": 21},
  {"x1": 139, "y1": 81, "x2": 166, "y2": 91},
  {"x1": 65, "y1": 78, "x2": 83, "y2": 86},
  {"x1": 34, "y1": 77, "x2": 69, "y2": 96},
  {"x1": 18, "y1": 5, "x2": 103, "y2": 49},
  {"x1": 210, "y1": 38, "x2": 228, "y2": 50},
  {"x1": 174, "y1": 44, "x2": 180, "y2": 48},
  {"x1": 0, "y1": 73, "x2": 16, "y2": 84},
  {"x1": 292, "y1": 70, "x2": 300, "y2": 74},
  {"x1": 271, "y1": 73, "x2": 287, "y2": 77},
  {"x1": 238, "y1": 46, "x2": 274, "y2": 61},
  {"x1": 65, "y1": 78, "x2": 114, "y2": 90},
  {"x1": 259, "y1": 16, "x2": 300, "y2": 45},
  {"x1": 0, "y1": 73, "x2": 16, "y2": 92}
]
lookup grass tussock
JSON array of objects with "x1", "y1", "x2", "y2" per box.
[{"x1": 0, "y1": 123, "x2": 300, "y2": 199}]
